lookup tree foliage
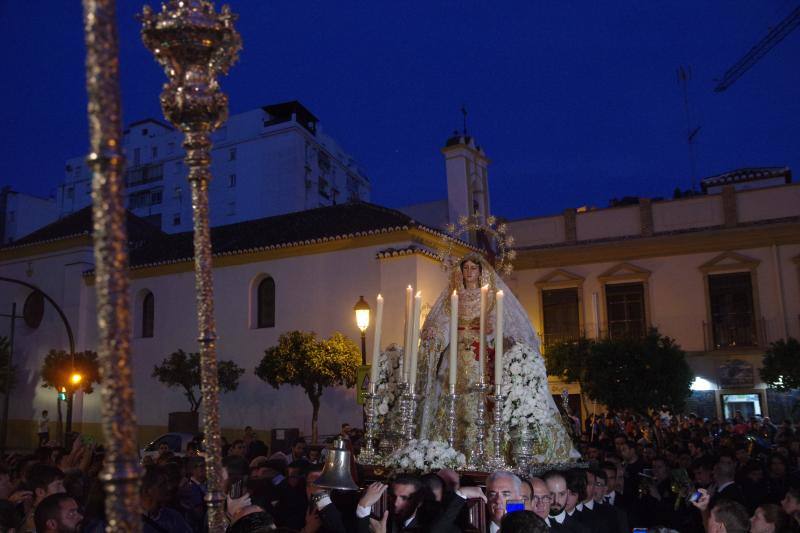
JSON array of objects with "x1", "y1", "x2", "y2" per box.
[
  {"x1": 152, "y1": 349, "x2": 245, "y2": 412},
  {"x1": 760, "y1": 338, "x2": 800, "y2": 391},
  {"x1": 40, "y1": 349, "x2": 101, "y2": 394},
  {"x1": 546, "y1": 330, "x2": 693, "y2": 414},
  {"x1": 255, "y1": 330, "x2": 360, "y2": 442}
]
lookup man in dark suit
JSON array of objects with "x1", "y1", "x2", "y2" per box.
[
  {"x1": 573, "y1": 470, "x2": 615, "y2": 533},
  {"x1": 566, "y1": 469, "x2": 608, "y2": 533},
  {"x1": 594, "y1": 468, "x2": 629, "y2": 533},
  {"x1": 543, "y1": 470, "x2": 589, "y2": 533},
  {"x1": 709, "y1": 452, "x2": 746, "y2": 510},
  {"x1": 355, "y1": 475, "x2": 478, "y2": 532}
]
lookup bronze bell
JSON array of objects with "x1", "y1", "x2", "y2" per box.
[{"x1": 313, "y1": 437, "x2": 359, "y2": 491}]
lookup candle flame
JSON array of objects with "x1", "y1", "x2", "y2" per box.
[
  {"x1": 415, "y1": 291, "x2": 422, "y2": 298},
  {"x1": 377, "y1": 294, "x2": 383, "y2": 300},
  {"x1": 497, "y1": 290, "x2": 504, "y2": 296}
]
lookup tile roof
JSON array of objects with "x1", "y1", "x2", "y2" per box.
[
  {"x1": 4, "y1": 206, "x2": 164, "y2": 250},
  {"x1": 3, "y1": 202, "x2": 461, "y2": 269},
  {"x1": 700, "y1": 167, "x2": 791, "y2": 191}
]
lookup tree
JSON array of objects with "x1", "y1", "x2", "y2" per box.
[
  {"x1": 152, "y1": 349, "x2": 245, "y2": 412},
  {"x1": 255, "y1": 331, "x2": 360, "y2": 443},
  {"x1": 41, "y1": 349, "x2": 101, "y2": 393},
  {"x1": 40, "y1": 349, "x2": 101, "y2": 441},
  {"x1": 547, "y1": 330, "x2": 693, "y2": 414},
  {"x1": 760, "y1": 338, "x2": 800, "y2": 391}
]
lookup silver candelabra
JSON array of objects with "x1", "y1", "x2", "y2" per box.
[
  {"x1": 358, "y1": 387, "x2": 381, "y2": 465},
  {"x1": 486, "y1": 385, "x2": 509, "y2": 470},
  {"x1": 445, "y1": 389, "x2": 458, "y2": 448},
  {"x1": 466, "y1": 381, "x2": 490, "y2": 470}
]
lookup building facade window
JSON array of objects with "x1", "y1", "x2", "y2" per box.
[
  {"x1": 257, "y1": 277, "x2": 275, "y2": 328},
  {"x1": 229, "y1": 174, "x2": 236, "y2": 187},
  {"x1": 708, "y1": 272, "x2": 757, "y2": 348},
  {"x1": 133, "y1": 148, "x2": 141, "y2": 165},
  {"x1": 541, "y1": 287, "x2": 581, "y2": 349},
  {"x1": 151, "y1": 146, "x2": 158, "y2": 159},
  {"x1": 142, "y1": 291, "x2": 154, "y2": 338},
  {"x1": 229, "y1": 147, "x2": 236, "y2": 161},
  {"x1": 172, "y1": 214, "x2": 181, "y2": 226},
  {"x1": 605, "y1": 282, "x2": 646, "y2": 339}
]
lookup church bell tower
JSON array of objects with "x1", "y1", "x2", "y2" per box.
[{"x1": 442, "y1": 132, "x2": 491, "y2": 227}]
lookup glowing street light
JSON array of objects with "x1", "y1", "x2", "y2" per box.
[
  {"x1": 353, "y1": 296, "x2": 371, "y2": 365},
  {"x1": 70, "y1": 373, "x2": 83, "y2": 386}
]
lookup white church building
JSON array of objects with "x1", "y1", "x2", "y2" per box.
[{"x1": 0, "y1": 132, "x2": 485, "y2": 449}]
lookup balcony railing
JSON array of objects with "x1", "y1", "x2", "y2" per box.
[
  {"x1": 541, "y1": 331, "x2": 583, "y2": 353},
  {"x1": 703, "y1": 315, "x2": 758, "y2": 350}
]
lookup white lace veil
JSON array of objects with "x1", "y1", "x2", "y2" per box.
[{"x1": 416, "y1": 253, "x2": 542, "y2": 439}]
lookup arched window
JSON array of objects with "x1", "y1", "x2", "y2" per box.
[
  {"x1": 257, "y1": 277, "x2": 275, "y2": 328},
  {"x1": 142, "y1": 291, "x2": 155, "y2": 338}
]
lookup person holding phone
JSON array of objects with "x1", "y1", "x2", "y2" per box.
[{"x1": 486, "y1": 471, "x2": 523, "y2": 533}]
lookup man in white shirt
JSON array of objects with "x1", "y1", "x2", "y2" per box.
[{"x1": 486, "y1": 471, "x2": 523, "y2": 533}]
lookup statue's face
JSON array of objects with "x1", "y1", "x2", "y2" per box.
[{"x1": 461, "y1": 260, "x2": 481, "y2": 287}]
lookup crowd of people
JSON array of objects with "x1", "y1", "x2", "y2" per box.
[{"x1": 1, "y1": 411, "x2": 800, "y2": 532}]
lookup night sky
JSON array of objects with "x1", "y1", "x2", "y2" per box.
[{"x1": 1, "y1": 1, "x2": 798, "y2": 220}]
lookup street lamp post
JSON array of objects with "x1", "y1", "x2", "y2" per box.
[
  {"x1": 64, "y1": 372, "x2": 83, "y2": 437},
  {"x1": 354, "y1": 296, "x2": 370, "y2": 365}
]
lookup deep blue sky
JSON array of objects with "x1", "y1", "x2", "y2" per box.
[{"x1": 1, "y1": 1, "x2": 798, "y2": 220}]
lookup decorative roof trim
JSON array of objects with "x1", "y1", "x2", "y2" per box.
[
  {"x1": 82, "y1": 223, "x2": 469, "y2": 276},
  {"x1": 375, "y1": 245, "x2": 441, "y2": 261},
  {"x1": 1, "y1": 231, "x2": 91, "y2": 251}
]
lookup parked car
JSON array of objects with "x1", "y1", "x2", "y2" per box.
[{"x1": 140, "y1": 432, "x2": 195, "y2": 461}]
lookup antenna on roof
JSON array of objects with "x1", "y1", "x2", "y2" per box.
[
  {"x1": 461, "y1": 104, "x2": 468, "y2": 136},
  {"x1": 677, "y1": 65, "x2": 702, "y2": 192}
]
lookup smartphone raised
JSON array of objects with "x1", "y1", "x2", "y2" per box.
[{"x1": 505, "y1": 499, "x2": 525, "y2": 513}]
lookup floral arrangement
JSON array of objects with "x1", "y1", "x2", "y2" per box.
[
  {"x1": 382, "y1": 439, "x2": 466, "y2": 473},
  {"x1": 374, "y1": 344, "x2": 403, "y2": 428},
  {"x1": 500, "y1": 343, "x2": 549, "y2": 429}
]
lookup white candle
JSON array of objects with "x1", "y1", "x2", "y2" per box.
[
  {"x1": 449, "y1": 290, "x2": 458, "y2": 394},
  {"x1": 479, "y1": 284, "x2": 488, "y2": 384},
  {"x1": 495, "y1": 290, "x2": 504, "y2": 387},
  {"x1": 403, "y1": 285, "x2": 413, "y2": 382},
  {"x1": 370, "y1": 294, "x2": 384, "y2": 392},
  {"x1": 409, "y1": 291, "x2": 422, "y2": 393}
]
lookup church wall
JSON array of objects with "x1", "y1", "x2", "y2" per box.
[
  {"x1": 0, "y1": 235, "x2": 456, "y2": 447},
  {"x1": 0, "y1": 247, "x2": 96, "y2": 430}
]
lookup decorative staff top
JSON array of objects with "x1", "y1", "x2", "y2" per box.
[{"x1": 140, "y1": 1, "x2": 241, "y2": 131}]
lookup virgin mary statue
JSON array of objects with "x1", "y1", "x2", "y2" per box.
[{"x1": 415, "y1": 252, "x2": 579, "y2": 464}]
